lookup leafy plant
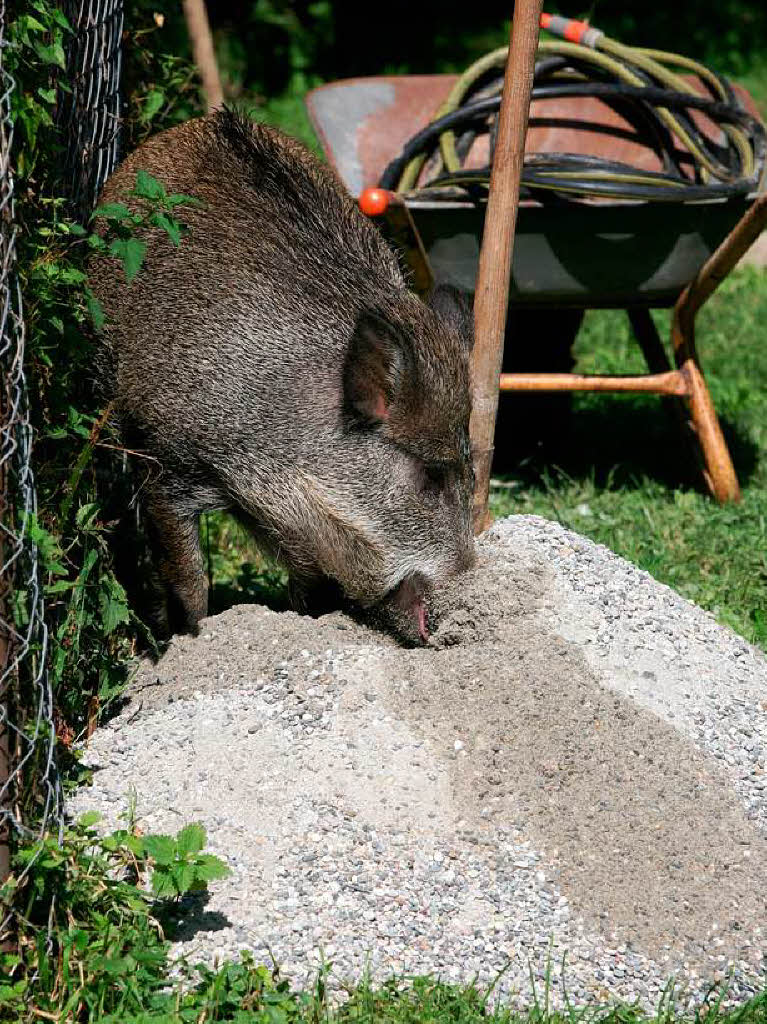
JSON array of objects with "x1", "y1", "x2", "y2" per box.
[
  {"x1": 5, "y1": 0, "x2": 203, "y2": 752},
  {"x1": 90, "y1": 169, "x2": 199, "y2": 284},
  {"x1": 142, "y1": 822, "x2": 230, "y2": 901},
  {"x1": 0, "y1": 815, "x2": 236, "y2": 1023}
]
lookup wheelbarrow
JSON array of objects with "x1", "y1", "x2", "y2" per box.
[{"x1": 306, "y1": 74, "x2": 767, "y2": 502}]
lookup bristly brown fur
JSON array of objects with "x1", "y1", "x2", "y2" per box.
[{"x1": 89, "y1": 109, "x2": 475, "y2": 643}]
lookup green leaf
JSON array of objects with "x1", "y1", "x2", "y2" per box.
[
  {"x1": 142, "y1": 834, "x2": 176, "y2": 867},
  {"x1": 142, "y1": 88, "x2": 166, "y2": 123},
  {"x1": 193, "y1": 854, "x2": 230, "y2": 882},
  {"x1": 176, "y1": 823, "x2": 205, "y2": 857},
  {"x1": 109, "y1": 237, "x2": 147, "y2": 283},
  {"x1": 45, "y1": 578, "x2": 74, "y2": 594},
  {"x1": 172, "y1": 862, "x2": 196, "y2": 895},
  {"x1": 93, "y1": 201, "x2": 133, "y2": 222},
  {"x1": 47, "y1": 6, "x2": 72, "y2": 30},
  {"x1": 151, "y1": 869, "x2": 178, "y2": 899},
  {"x1": 75, "y1": 502, "x2": 100, "y2": 531},
  {"x1": 132, "y1": 170, "x2": 165, "y2": 201},
  {"x1": 166, "y1": 192, "x2": 200, "y2": 208},
  {"x1": 100, "y1": 956, "x2": 135, "y2": 974},
  {"x1": 21, "y1": 14, "x2": 46, "y2": 33},
  {"x1": 78, "y1": 810, "x2": 102, "y2": 828},
  {"x1": 150, "y1": 211, "x2": 182, "y2": 246},
  {"x1": 125, "y1": 834, "x2": 144, "y2": 858},
  {"x1": 33, "y1": 39, "x2": 66, "y2": 68},
  {"x1": 99, "y1": 576, "x2": 130, "y2": 634},
  {"x1": 77, "y1": 547, "x2": 99, "y2": 582}
]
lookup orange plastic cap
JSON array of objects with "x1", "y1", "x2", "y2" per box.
[
  {"x1": 359, "y1": 188, "x2": 390, "y2": 216},
  {"x1": 564, "y1": 19, "x2": 590, "y2": 43}
]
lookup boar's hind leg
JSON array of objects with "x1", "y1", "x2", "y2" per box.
[{"x1": 144, "y1": 490, "x2": 208, "y2": 636}]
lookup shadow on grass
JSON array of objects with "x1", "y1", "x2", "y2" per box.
[{"x1": 492, "y1": 392, "x2": 760, "y2": 492}]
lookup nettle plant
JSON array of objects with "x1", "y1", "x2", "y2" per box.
[
  {"x1": 89, "y1": 169, "x2": 199, "y2": 294},
  {"x1": 8, "y1": 0, "x2": 202, "y2": 739},
  {"x1": 0, "y1": 815, "x2": 231, "y2": 1021},
  {"x1": 21, "y1": 170, "x2": 199, "y2": 734}
]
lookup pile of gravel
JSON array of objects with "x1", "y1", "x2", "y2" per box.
[{"x1": 70, "y1": 515, "x2": 767, "y2": 1009}]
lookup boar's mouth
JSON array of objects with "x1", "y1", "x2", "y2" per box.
[{"x1": 378, "y1": 572, "x2": 431, "y2": 646}]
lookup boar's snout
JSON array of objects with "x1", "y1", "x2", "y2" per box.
[
  {"x1": 378, "y1": 572, "x2": 432, "y2": 646},
  {"x1": 376, "y1": 537, "x2": 475, "y2": 646}
]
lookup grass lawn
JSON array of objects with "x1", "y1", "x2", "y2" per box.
[
  {"x1": 328, "y1": 976, "x2": 764, "y2": 1024},
  {"x1": 488, "y1": 265, "x2": 767, "y2": 650}
]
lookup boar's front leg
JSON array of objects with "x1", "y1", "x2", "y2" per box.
[{"x1": 144, "y1": 487, "x2": 208, "y2": 636}]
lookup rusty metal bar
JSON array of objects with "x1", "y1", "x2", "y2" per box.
[
  {"x1": 677, "y1": 194, "x2": 767, "y2": 332},
  {"x1": 665, "y1": 196, "x2": 767, "y2": 503},
  {"x1": 182, "y1": 0, "x2": 223, "y2": 112},
  {"x1": 499, "y1": 369, "x2": 689, "y2": 395},
  {"x1": 470, "y1": 0, "x2": 544, "y2": 533}
]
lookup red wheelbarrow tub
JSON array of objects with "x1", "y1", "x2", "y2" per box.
[{"x1": 305, "y1": 75, "x2": 765, "y2": 308}]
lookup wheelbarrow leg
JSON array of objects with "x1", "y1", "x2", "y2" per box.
[
  {"x1": 628, "y1": 308, "x2": 671, "y2": 376},
  {"x1": 628, "y1": 307, "x2": 702, "y2": 477},
  {"x1": 670, "y1": 194, "x2": 767, "y2": 502},
  {"x1": 670, "y1": 320, "x2": 739, "y2": 502}
]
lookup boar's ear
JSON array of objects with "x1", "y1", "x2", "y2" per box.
[
  {"x1": 428, "y1": 283, "x2": 474, "y2": 349},
  {"x1": 344, "y1": 311, "x2": 415, "y2": 425}
]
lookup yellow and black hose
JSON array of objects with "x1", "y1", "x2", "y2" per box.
[{"x1": 378, "y1": 15, "x2": 766, "y2": 203}]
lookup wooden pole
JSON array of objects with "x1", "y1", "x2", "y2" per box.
[
  {"x1": 182, "y1": 0, "x2": 224, "y2": 112},
  {"x1": 469, "y1": 0, "x2": 543, "y2": 533}
]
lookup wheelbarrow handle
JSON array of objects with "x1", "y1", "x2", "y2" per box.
[{"x1": 678, "y1": 193, "x2": 767, "y2": 329}]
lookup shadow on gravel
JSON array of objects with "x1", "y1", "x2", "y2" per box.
[
  {"x1": 209, "y1": 564, "x2": 291, "y2": 618},
  {"x1": 166, "y1": 892, "x2": 232, "y2": 941}
]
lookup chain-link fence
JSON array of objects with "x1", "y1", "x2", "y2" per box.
[
  {"x1": 1, "y1": 0, "x2": 125, "y2": 940},
  {"x1": 60, "y1": 0, "x2": 125, "y2": 218},
  {"x1": 0, "y1": 0, "x2": 63, "y2": 938}
]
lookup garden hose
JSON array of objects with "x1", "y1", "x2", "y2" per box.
[{"x1": 378, "y1": 14, "x2": 766, "y2": 203}]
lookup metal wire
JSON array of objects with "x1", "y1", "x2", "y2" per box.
[
  {"x1": 0, "y1": 0, "x2": 124, "y2": 942},
  {"x1": 0, "y1": 0, "x2": 63, "y2": 943},
  {"x1": 59, "y1": 0, "x2": 125, "y2": 218}
]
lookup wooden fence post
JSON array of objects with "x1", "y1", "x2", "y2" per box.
[{"x1": 182, "y1": 0, "x2": 224, "y2": 112}]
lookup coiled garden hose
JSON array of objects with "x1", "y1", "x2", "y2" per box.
[{"x1": 378, "y1": 14, "x2": 766, "y2": 203}]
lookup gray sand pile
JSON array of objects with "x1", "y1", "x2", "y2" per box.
[{"x1": 71, "y1": 515, "x2": 767, "y2": 1008}]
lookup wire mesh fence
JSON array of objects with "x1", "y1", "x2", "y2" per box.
[
  {"x1": 1, "y1": 0, "x2": 125, "y2": 939},
  {"x1": 0, "y1": 0, "x2": 63, "y2": 938},
  {"x1": 59, "y1": 0, "x2": 125, "y2": 219}
]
